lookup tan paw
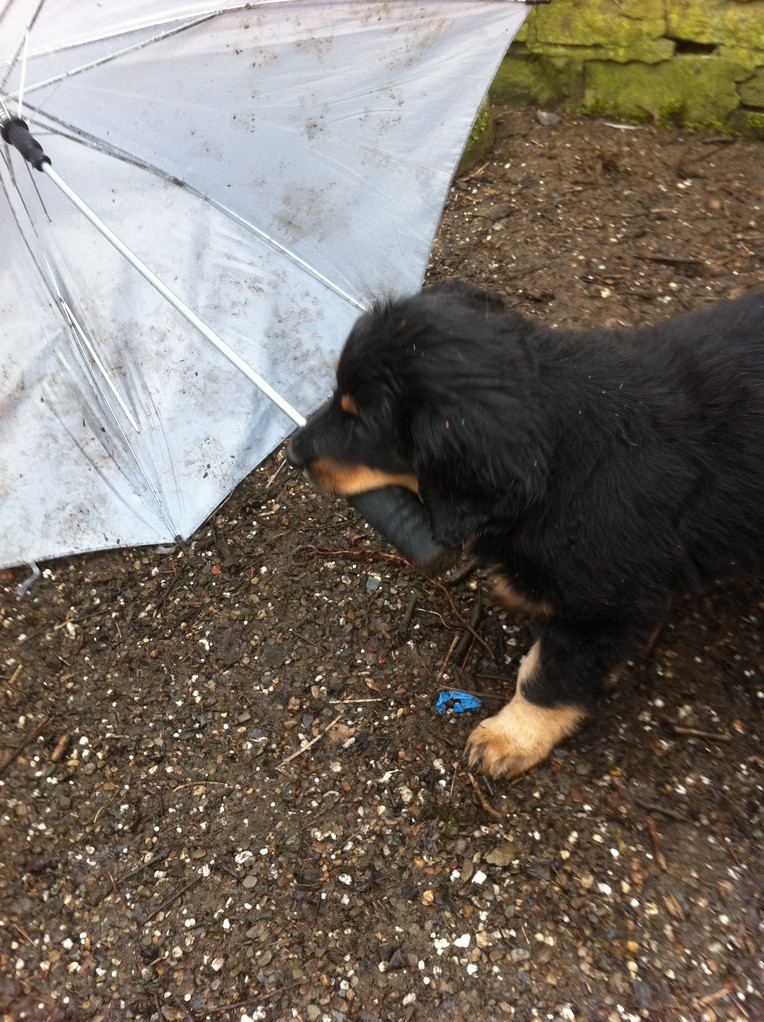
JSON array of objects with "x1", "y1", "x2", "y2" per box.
[{"x1": 465, "y1": 694, "x2": 585, "y2": 779}]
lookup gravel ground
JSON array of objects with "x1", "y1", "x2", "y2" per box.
[{"x1": 1, "y1": 107, "x2": 763, "y2": 1022}]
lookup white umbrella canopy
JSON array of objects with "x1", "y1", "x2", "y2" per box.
[{"x1": 0, "y1": 0, "x2": 531, "y2": 570}]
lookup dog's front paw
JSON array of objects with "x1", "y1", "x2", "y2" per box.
[
  {"x1": 465, "y1": 714, "x2": 546, "y2": 778},
  {"x1": 465, "y1": 696, "x2": 585, "y2": 779}
]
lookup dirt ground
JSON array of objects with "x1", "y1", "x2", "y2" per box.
[{"x1": 1, "y1": 107, "x2": 763, "y2": 1022}]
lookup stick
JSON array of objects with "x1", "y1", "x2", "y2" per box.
[
  {"x1": 400, "y1": 592, "x2": 418, "y2": 633},
  {"x1": 634, "y1": 798, "x2": 689, "y2": 823},
  {"x1": 207, "y1": 982, "x2": 306, "y2": 1014},
  {"x1": 141, "y1": 876, "x2": 202, "y2": 925},
  {"x1": 0, "y1": 715, "x2": 51, "y2": 777},
  {"x1": 645, "y1": 816, "x2": 668, "y2": 871},
  {"x1": 50, "y1": 733, "x2": 70, "y2": 763},
  {"x1": 329, "y1": 698, "x2": 384, "y2": 704},
  {"x1": 430, "y1": 578, "x2": 495, "y2": 660},
  {"x1": 635, "y1": 253, "x2": 702, "y2": 267},
  {"x1": 173, "y1": 780, "x2": 235, "y2": 791},
  {"x1": 673, "y1": 725, "x2": 731, "y2": 743},
  {"x1": 444, "y1": 559, "x2": 478, "y2": 587},
  {"x1": 453, "y1": 593, "x2": 482, "y2": 667},
  {"x1": 436, "y1": 632, "x2": 462, "y2": 682},
  {"x1": 120, "y1": 851, "x2": 171, "y2": 883},
  {"x1": 278, "y1": 712, "x2": 344, "y2": 768},
  {"x1": 467, "y1": 771, "x2": 503, "y2": 820}
]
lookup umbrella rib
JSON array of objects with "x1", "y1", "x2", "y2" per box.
[
  {"x1": 1, "y1": 6, "x2": 290, "y2": 103},
  {"x1": 17, "y1": 104, "x2": 366, "y2": 314},
  {"x1": 41, "y1": 160, "x2": 307, "y2": 427},
  {"x1": 1, "y1": 11, "x2": 218, "y2": 100},
  {"x1": 53, "y1": 349, "x2": 181, "y2": 542},
  {"x1": 200, "y1": 195, "x2": 367, "y2": 312},
  {"x1": 2, "y1": 152, "x2": 141, "y2": 433},
  {"x1": 58, "y1": 296, "x2": 141, "y2": 433},
  {"x1": 0, "y1": 0, "x2": 46, "y2": 93},
  {"x1": 16, "y1": 26, "x2": 29, "y2": 118}
]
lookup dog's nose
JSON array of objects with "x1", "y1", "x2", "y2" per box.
[{"x1": 285, "y1": 435, "x2": 305, "y2": 469}]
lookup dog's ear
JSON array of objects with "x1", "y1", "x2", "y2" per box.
[{"x1": 411, "y1": 402, "x2": 547, "y2": 548}]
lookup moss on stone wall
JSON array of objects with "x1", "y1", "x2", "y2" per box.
[{"x1": 491, "y1": 0, "x2": 764, "y2": 136}]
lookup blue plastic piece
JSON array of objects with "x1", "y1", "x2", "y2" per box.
[{"x1": 435, "y1": 690, "x2": 482, "y2": 715}]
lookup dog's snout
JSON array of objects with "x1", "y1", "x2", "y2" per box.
[{"x1": 285, "y1": 434, "x2": 306, "y2": 469}]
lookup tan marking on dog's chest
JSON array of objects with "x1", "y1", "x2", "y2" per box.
[{"x1": 492, "y1": 575, "x2": 553, "y2": 618}]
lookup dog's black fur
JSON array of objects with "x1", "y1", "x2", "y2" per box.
[{"x1": 288, "y1": 281, "x2": 764, "y2": 777}]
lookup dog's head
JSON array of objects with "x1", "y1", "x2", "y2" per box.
[{"x1": 287, "y1": 281, "x2": 549, "y2": 548}]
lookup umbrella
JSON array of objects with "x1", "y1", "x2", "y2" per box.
[{"x1": 0, "y1": 0, "x2": 532, "y2": 575}]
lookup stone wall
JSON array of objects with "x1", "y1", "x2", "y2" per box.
[{"x1": 491, "y1": 0, "x2": 764, "y2": 136}]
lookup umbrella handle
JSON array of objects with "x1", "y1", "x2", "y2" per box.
[{"x1": 1, "y1": 117, "x2": 50, "y2": 170}]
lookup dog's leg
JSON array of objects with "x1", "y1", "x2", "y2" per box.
[
  {"x1": 465, "y1": 620, "x2": 646, "y2": 779},
  {"x1": 465, "y1": 640, "x2": 586, "y2": 778}
]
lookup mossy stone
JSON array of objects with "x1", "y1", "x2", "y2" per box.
[
  {"x1": 582, "y1": 54, "x2": 749, "y2": 131},
  {"x1": 666, "y1": 0, "x2": 764, "y2": 48},
  {"x1": 491, "y1": 0, "x2": 764, "y2": 136},
  {"x1": 456, "y1": 99, "x2": 495, "y2": 177}
]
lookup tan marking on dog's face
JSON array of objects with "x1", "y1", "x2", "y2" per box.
[
  {"x1": 309, "y1": 460, "x2": 419, "y2": 497},
  {"x1": 340, "y1": 393, "x2": 359, "y2": 417},
  {"x1": 465, "y1": 640, "x2": 585, "y2": 779},
  {"x1": 492, "y1": 575, "x2": 553, "y2": 618}
]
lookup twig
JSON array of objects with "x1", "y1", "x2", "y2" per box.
[
  {"x1": 120, "y1": 851, "x2": 171, "y2": 883},
  {"x1": 444, "y1": 558, "x2": 478, "y2": 587},
  {"x1": 645, "y1": 816, "x2": 668, "y2": 871},
  {"x1": 673, "y1": 725, "x2": 731, "y2": 743},
  {"x1": 141, "y1": 876, "x2": 202, "y2": 924},
  {"x1": 429, "y1": 577, "x2": 495, "y2": 661},
  {"x1": 329, "y1": 697, "x2": 384, "y2": 704},
  {"x1": 697, "y1": 984, "x2": 736, "y2": 1007},
  {"x1": 0, "y1": 715, "x2": 51, "y2": 778},
  {"x1": 467, "y1": 771, "x2": 504, "y2": 820},
  {"x1": 53, "y1": 604, "x2": 111, "y2": 631},
  {"x1": 635, "y1": 253, "x2": 702, "y2": 267},
  {"x1": 50, "y1": 734, "x2": 70, "y2": 763},
  {"x1": 207, "y1": 981, "x2": 305, "y2": 1014},
  {"x1": 633, "y1": 798, "x2": 689, "y2": 823},
  {"x1": 420, "y1": 721, "x2": 461, "y2": 751},
  {"x1": 449, "y1": 763, "x2": 459, "y2": 798},
  {"x1": 173, "y1": 780, "x2": 235, "y2": 791},
  {"x1": 400, "y1": 592, "x2": 418, "y2": 633},
  {"x1": 453, "y1": 592, "x2": 483, "y2": 667},
  {"x1": 292, "y1": 629, "x2": 319, "y2": 647},
  {"x1": 278, "y1": 712, "x2": 344, "y2": 769},
  {"x1": 604, "y1": 122, "x2": 643, "y2": 131},
  {"x1": 11, "y1": 921, "x2": 35, "y2": 945},
  {"x1": 295, "y1": 544, "x2": 410, "y2": 568},
  {"x1": 436, "y1": 632, "x2": 462, "y2": 683},
  {"x1": 267, "y1": 456, "x2": 287, "y2": 488}
]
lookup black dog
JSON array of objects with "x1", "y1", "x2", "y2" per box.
[{"x1": 287, "y1": 281, "x2": 764, "y2": 778}]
